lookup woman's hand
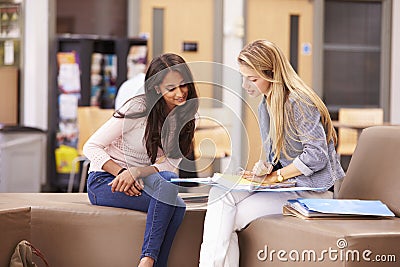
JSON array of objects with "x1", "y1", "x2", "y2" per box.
[
  {"x1": 242, "y1": 171, "x2": 277, "y2": 185},
  {"x1": 108, "y1": 167, "x2": 145, "y2": 196},
  {"x1": 240, "y1": 160, "x2": 275, "y2": 185},
  {"x1": 252, "y1": 160, "x2": 273, "y2": 176}
]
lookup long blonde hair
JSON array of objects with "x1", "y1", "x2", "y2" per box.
[{"x1": 238, "y1": 40, "x2": 336, "y2": 163}]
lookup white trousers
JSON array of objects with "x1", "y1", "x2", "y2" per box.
[{"x1": 198, "y1": 186, "x2": 332, "y2": 267}]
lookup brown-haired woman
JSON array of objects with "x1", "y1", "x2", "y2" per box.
[{"x1": 84, "y1": 53, "x2": 199, "y2": 267}]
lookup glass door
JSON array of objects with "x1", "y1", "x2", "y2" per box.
[{"x1": 323, "y1": 0, "x2": 382, "y2": 114}]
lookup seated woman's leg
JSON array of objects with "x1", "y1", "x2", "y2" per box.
[
  {"x1": 199, "y1": 188, "x2": 332, "y2": 267},
  {"x1": 154, "y1": 196, "x2": 185, "y2": 265},
  {"x1": 141, "y1": 171, "x2": 186, "y2": 267},
  {"x1": 87, "y1": 171, "x2": 186, "y2": 267},
  {"x1": 234, "y1": 190, "x2": 333, "y2": 230},
  {"x1": 222, "y1": 190, "x2": 333, "y2": 267},
  {"x1": 87, "y1": 171, "x2": 151, "y2": 211},
  {"x1": 199, "y1": 186, "x2": 253, "y2": 267}
]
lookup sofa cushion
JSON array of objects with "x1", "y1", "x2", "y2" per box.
[{"x1": 239, "y1": 214, "x2": 400, "y2": 267}]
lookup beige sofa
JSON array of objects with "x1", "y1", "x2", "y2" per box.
[
  {"x1": 239, "y1": 126, "x2": 400, "y2": 266},
  {"x1": 2, "y1": 126, "x2": 400, "y2": 267},
  {"x1": 0, "y1": 193, "x2": 206, "y2": 267}
]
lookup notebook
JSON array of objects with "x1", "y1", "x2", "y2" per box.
[{"x1": 171, "y1": 173, "x2": 325, "y2": 192}]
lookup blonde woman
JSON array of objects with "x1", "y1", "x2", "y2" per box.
[{"x1": 199, "y1": 40, "x2": 345, "y2": 267}]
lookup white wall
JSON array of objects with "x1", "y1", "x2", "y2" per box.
[
  {"x1": 22, "y1": 0, "x2": 49, "y2": 130},
  {"x1": 390, "y1": 0, "x2": 400, "y2": 123}
]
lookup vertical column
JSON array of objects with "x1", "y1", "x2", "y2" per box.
[
  {"x1": 290, "y1": 15, "x2": 299, "y2": 73},
  {"x1": 381, "y1": 0, "x2": 392, "y2": 122},
  {"x1": 213, "y1": 0, "x2": 223, "y2": 107},
  {"x1": 127, "y1": 0, "x2": 140, "y2": 37},
  {"x1": 23, "y1": 0, "x2": 48, "y2": 130},
  {"x1": 222, "y1": 0, "x2": 245, "y2": 170},
  {"x1": 312, "y1": 0, "x2": 324, "y2": 98},
  {"x1": 390, "y1": 0, "x2": 400, "y2": 123},
  {"x1": 152, "y1": 8, "x2": 164, "y2": 57}
]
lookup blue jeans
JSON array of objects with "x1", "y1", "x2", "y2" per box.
[{"x1": 87, "y1": 171, "x2": 186, "y2": 267}]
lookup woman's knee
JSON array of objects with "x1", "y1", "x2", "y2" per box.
[
  {"x1": 208, "y1": 186, "x2": 233, "y2": 204},
  {"x1": 147, "y1": 173, "x2": 178, "y2": 192},
  {"x1": 158, "y1": 171, "x2": 178, "y2": 181},
  {"x1": 143, "y1": 172, "x2": 180, "y2": 205},
  {"x1": 175, "y1": 196, "x2": 186, "y2": 209}
]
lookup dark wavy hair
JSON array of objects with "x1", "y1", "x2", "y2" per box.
[{"x1": 115, "y1": 53, "x2": 198, "y2": 164}]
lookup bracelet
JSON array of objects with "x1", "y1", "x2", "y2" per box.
[
  {"x1": 277, "y1": 169, "x2": 284, "y2": 182},
  {"x1": 117, "y1": 168, "x2": 127, "y2": 175}
]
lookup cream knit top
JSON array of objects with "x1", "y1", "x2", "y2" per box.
[{"x1": 83, "y1": 96, "x2": 181, "y2": 174}]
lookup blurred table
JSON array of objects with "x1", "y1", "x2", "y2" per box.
[
  {"x1": 196, "y1": 117, "x2": 224, "y2": 130},
  {"x1": 332, "y1": 120, "x2": 398, "y2": 138}
]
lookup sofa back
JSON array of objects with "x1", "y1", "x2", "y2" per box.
[{"x1": 338, "y1": 126, "x2": 400, "y2": 216}]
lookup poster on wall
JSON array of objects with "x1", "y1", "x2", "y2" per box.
[
  {"x1": 90, "y1": 52, "x2": 117, "y2": 108},
  {"x1": 127, "y1": 45, "x2": 147, "y2": 80},
  {"x1": 57, "y1": 51, "x2": 81, "y2": 94},
  {"x1": 55, "y1": 51, "x2": 81, "y2": 174}
]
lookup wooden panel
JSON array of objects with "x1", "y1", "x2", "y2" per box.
[
  {"x1": 77, "y1": 107, "x2": 114, "y2": 154},
  {"x1": 244, "y1": 0, "x2": 314, "y2": 168},
  {"x1": 140, "y1": 0, "x2": 214, "y2": 104},
  {"x1": 0, "y1": 67, "x2": 18, "y2": 124},
  {"x1": 140, "y1": 0, "x2": 213, "y2": 62},
  {"x1": 246, "y1": 0, "x2": 313, "y2": 84}
]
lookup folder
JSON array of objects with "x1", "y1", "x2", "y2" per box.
[{"x1": 283, "y1": 198, "x2": 395, "y2": 219}]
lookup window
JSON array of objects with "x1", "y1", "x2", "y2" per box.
[{"x1": 323, "y1": 0, "x2": 382, "y2": 110}]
